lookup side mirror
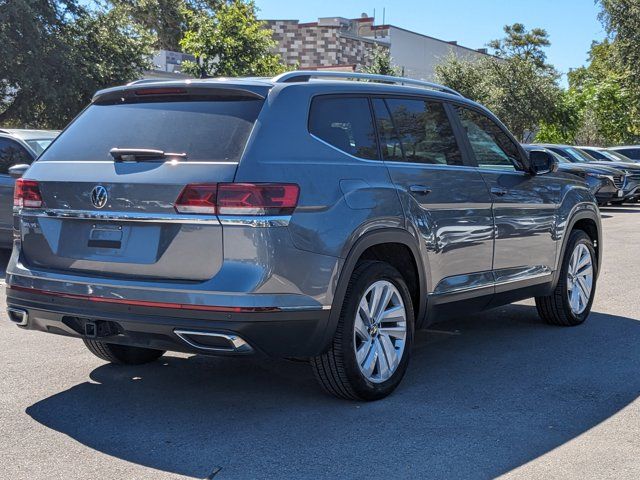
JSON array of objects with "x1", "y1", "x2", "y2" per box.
[
  {"x1": 528, "y1": 150, "x2": 557, "y2": 175},
  {"x1": 8, "y1": 164, "x2": 30, "y2": 179}
]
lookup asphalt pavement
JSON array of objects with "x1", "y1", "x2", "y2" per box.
[{"x1": 1, "y1": 206, "x2": 639, "y2": 479}]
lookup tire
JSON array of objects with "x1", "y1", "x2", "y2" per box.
[
  {"x1": 83, "y1": 339, "x2": 165, "y2": 365},
  {"x1": 536, "y1": 230, "x2": 597, "y2": 326},
  {"x1": 311, "y1": 261, "x2": 415, "y2": 401}
]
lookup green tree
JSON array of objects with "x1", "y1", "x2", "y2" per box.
[
  {"x1": 435, "y1": 55, "x2": 563, "y2": 142},
  {"x1": 598, "y1": 0, "x2": 640, "y2": 139},
  {"x1": 563, "y1": 40, "x2": 634, "y2": 145},
  {"x1": 108, "y1": 0, "x2": 226, "y2": 51},
  {"x1": 180, "y1": 0, "x2": 285, "y2": 78},
  {"x1": 0, "y1": 0, "x2": 76, "y2": 126},
  {"x1": 361, "y1": 45, "x2": 400, "y2": 76},
  {"x1": 0, "y1": 2, "x2": 153, "y2": 128},
  {"x1": 488, "y1": 23, "x2": 551, "y2": 69},
  {"x1": 109, "y1": 0, "x2": 187, "y2": 50}
]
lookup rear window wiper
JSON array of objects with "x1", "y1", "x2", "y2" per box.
[{"x1": 109, "y1": 148, "x2": 187, "y2": 162}]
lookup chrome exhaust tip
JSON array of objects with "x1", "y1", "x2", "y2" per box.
[
  {"x1": 7, "y1": 308, "x2": 28, "y2": 326},
  {"x1": 174, "y1": 330, "x2": 253, "y2": 354}
]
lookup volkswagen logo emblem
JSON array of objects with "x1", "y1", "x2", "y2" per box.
[{"x1": 91, "y1": 185, "x2": 108, "y2": 209}]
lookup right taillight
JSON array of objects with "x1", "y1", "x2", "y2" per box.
[
  {"x1": 174, "y1": 183, "x2": 299, "y2": 216},
  {"x1": 216, "y1": 183, "x2": 299, "y2": 215},
  {"x1": 14, "y1": 179, "x2": 43, "y2": 208}
]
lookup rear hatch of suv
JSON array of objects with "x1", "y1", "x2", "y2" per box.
[{"x1": 17, "y1": 82, "x2": 268, "y2": 281}]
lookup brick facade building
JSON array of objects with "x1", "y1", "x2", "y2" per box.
[
  {"x1": 265, "y1": 17, "x2": 387, "y2": 71},
  {"x1": 265, "y1": 15, "x2": 492, "y2": 79}
]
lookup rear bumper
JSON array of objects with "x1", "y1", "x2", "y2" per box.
[{"x1": 6, "y1": 287, "x2": 333, "y2": 357}]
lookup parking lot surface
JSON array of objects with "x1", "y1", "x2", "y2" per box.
[{"x1": 1, "y1": 206, "x2": 639, "y2": 480}]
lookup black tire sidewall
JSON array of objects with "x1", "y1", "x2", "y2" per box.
[
  {"x1": 338, "y1": 262, "x2": 415, "y2": 400},
  {"x1": 558, "y1": 231, "x2": 597, "y2": 324}
]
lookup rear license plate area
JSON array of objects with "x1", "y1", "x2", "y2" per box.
[{"x1": 88, "y1": 226, "x2": 123, "y2": 249}]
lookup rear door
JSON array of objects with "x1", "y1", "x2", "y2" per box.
[
  {"x1": 372, "y1": 96, "x2": 495, "y2": 301},
  {"x1": 20, "y1": 90, "x2": 264, "y2": 281},
  {"x1": 453, "y1": 106, "x2": 559, "y2": 290},
  {"x1": 0, "y1": 137, "x2": 34, "y2": 238}
]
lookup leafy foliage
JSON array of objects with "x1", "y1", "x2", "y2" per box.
[
  {"x1": 597, "y1": 0, "x2": 640, "y2": 141},
  {"x1": 0, "y1": 1, "x2": 152, "y2": 128},
  {"x1": 361, "y1": 45, "x2": 401, "y2": 76},
  {"x1": 435, "y1": 55, "x2": 563, "y2": 142},
  {"x1": 109, "y1": 0, "x2": 188, "y2": 50},
  {"x1": 179, "y1": 0, "x2": 286, "y2": 78},
  {"x1": 488, "y1": 23, "x2": 551, "y2": 69}
]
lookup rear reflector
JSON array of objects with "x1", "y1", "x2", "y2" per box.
[
  {"x1": 9, "y1": 285, "x2": 281, "y2": 313},
  {"x1": 174, "y1": 183, "x2": 299, "y2": 216},
  {"x1": 14, "y1": 179, "x2": 43, "y2": 208}
]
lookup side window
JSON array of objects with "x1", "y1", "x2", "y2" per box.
[
  {"x1": 309, "y1": 97, "x2": 378, "y2": 160},
  {"x1": 376, "y1": 98, "x2": 463, "y2": 166},
  {"x1": 457, "y1": 107, "x2": 521, "y2": 171},
  {"x1": 0, "y1": 138, "x2": 33, "y2": 174},
  {"x1": 372, "y1": 99, "x2": 404, "y2": 161}
]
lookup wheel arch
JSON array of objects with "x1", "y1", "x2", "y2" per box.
[
  {"x1": 322, "y1": 229, "x2": 428, "y2": 352},
  {"x1": 553, "y1": 206, "x2": 602, "y2": 289}
]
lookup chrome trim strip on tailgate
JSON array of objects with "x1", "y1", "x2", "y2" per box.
[
  {"x1": 17, "y1": 209, "x2": 293, "y2": 227},
  {"x1": 18, "y1": 209, "x2": 221, "y2": 225}
]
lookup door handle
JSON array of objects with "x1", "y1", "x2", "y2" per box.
[
  {"x1": 409, "y1": 185, "x2": 432, "y2": 195},
  {"x1": 490, "y1": 187, "x2": 508, "y2": 196}
]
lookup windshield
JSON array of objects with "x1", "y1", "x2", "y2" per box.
[
  {"x1": 548, "y1": 150, "x2": 569, "y2": 164},
  {"x1": 39, "y1": 98, "x2": 264, "y2": 162},
  {"x1": 25, "y1": 139, "x2": 54, "y2": 156},
  {"x1": 564, "y1": 147, "x2": 597, "y2": 163},
  {"x1": 606, "y1": 150, "x2": 635, "y2": 162}
]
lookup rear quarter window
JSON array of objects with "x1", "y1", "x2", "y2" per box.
[
  {"x1": 308, "y1": 96, "x2": 379, "y2": 160},
  {"x1": 39, "y1": 98, "x2": 264, "y2": 162}
]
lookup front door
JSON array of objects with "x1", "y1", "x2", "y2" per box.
[
  {"x1": 453, "y1": 106, "x2": 559, "y2": 291},
  {"x1": 372, "y1": 97, "x2": 495, "y2": 301}
]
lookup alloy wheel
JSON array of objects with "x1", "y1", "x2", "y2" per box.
[
  {"x1": 353, "y1": 280, "x2": 407, "y2": 383},
  {"x1": 566, "y1": 243, "x2": 594, "y2": 315}
]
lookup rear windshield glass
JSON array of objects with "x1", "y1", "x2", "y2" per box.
[{"x1": 39, "y1": 99, "x2": 263, "y2": 162}]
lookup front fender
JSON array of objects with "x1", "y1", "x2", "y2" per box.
[{"x1": 552, "y1": 185, "x2": 601, "y2": 288}]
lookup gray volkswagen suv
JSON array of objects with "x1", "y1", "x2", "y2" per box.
[{"x1": 6, "y1": 72, "x2": 602, "y2": 400}]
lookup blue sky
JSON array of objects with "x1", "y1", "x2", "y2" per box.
[{"x1": 255, "y1": 0, "x2": 605, "y2": 82}]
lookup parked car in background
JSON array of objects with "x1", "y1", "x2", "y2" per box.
[
  {"x1": 523, "y1": 145, "x2": 624, "y2": 205},
  {"x1": 605, "y1": 149, "x2": 639, "y2": 163},
  {"x1": 539, "y1": 144, "x2": 640, "y2": 203},
  {"x1": 6, "y1": 72, "x2": 602, "y2": 400},
  {"x1": 578, "y1": 146, "x2": 636, "y2": 164},
  {"x1": 0, "y1": 129, "x2": 59, "y2": 247},
  {"x1": 610, "y1": 146, "x2": 640, "y2": 162}
]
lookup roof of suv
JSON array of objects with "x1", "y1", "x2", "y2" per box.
[{"x1": 94, "y1": 71, "x2": 474, "y2": 107}]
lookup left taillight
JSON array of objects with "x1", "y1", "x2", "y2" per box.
[{"x1": 14, "y1": 179, "x2": 43, "y2": 209}]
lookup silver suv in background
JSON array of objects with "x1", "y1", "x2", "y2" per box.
[
  {"x1": 6, "y1": 72, "x2": 602, "y2": 400},
  {"x1": 0, "y1": 129, "x2": 59, "y2": 247}
]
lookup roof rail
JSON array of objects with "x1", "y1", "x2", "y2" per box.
[{"x1": 271, "y1": 70, "x2": 463, "y2": 97}]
